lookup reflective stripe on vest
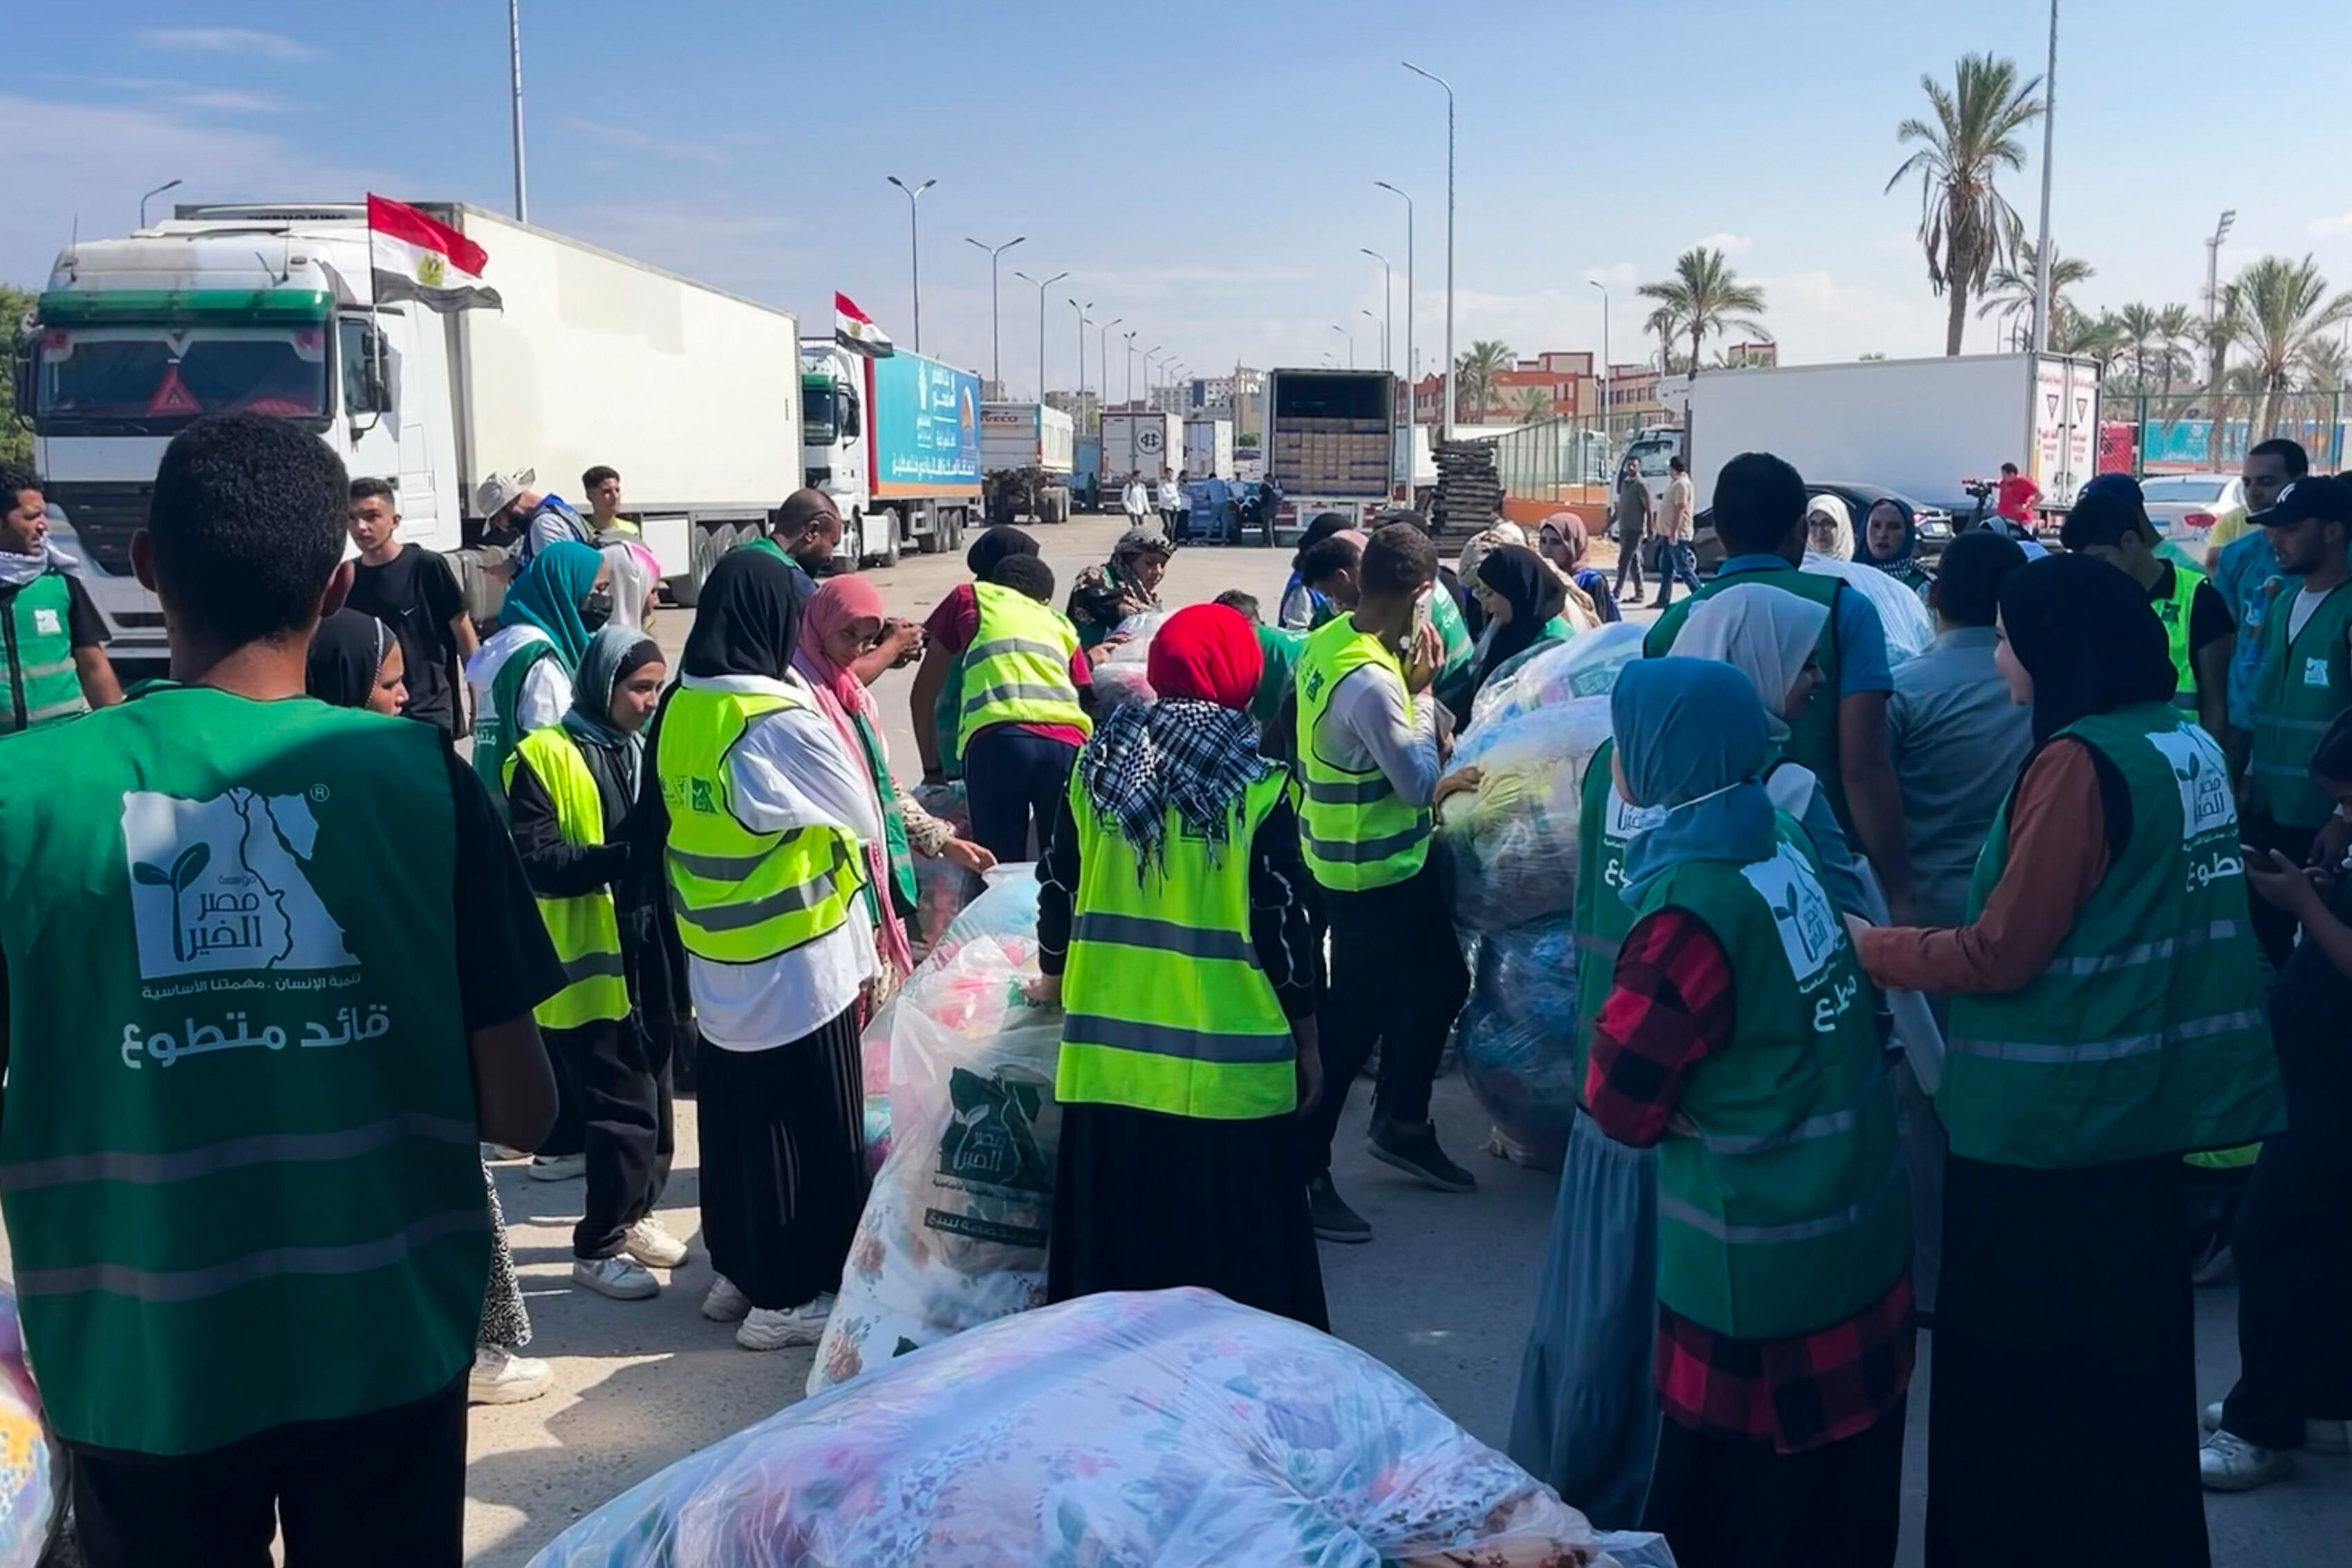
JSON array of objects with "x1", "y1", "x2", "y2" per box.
[
  {"x1": 1056, "y1": 769, "x2": 1296, "y2": 1119},
  {"x1": 2248, "y1": 579, "x2": 2352, "y2": 828},
  {"x1": 656, "y1": 684, "x2": 863, "y2": 962},
  {"x1": 1292, "y1": 617, "x2": 1432, "y2": 892},
  {"x1": 956, "y1": 583, "x2": 1090, "y2": 752},
  {"x1": 1, "y1": 572, "x2": 88, "y2": 734},
  {"x1": 503, "y1": 727, "x2": 630, "y2": 1029},
  {"x1": 2154, "y1": 561, "x2": 2203, "y2": 712}
]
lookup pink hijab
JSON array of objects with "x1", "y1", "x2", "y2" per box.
[{"x1": 792, "y1": 575, "x2": 914, "y2": 978}]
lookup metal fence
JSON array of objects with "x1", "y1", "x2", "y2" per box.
[
  {"x1": 2099, "y1": 390, "x2": 2350, "y2": 475},
  {"x1": 1475, "y1": 413, "x2": 1622, "y2": 507}
]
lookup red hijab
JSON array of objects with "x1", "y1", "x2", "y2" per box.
[{"x1": 1146, "y1": 603, "x2": 1262, "y2": 711}]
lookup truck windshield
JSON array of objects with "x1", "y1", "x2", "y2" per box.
[
  {"x1": 803, "y1": 383, "x2": 839, "y2": 445},
  {"x1": 34, "y1": 324, "x2": 330, "y2": 436}
]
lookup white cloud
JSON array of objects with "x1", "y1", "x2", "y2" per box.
[
  {"x1": 136, "y1": 27, "x2": 322, "y2": 64},
  {"x1": 559, "y1": 118, "x2": 730, "y2": 168},
  {"x1": 2313, "y1": 212, "x2": 2352, "y2": 237},
  {"x1": 1692, "y1": 232, "x2": 1754, "y2": 256},
  {"x1": 1583, "y1": 261, "x2": 1637, "y2": 286},
  {"x1": 173, "y1": 90, "x2": 291, "y2": 114}
]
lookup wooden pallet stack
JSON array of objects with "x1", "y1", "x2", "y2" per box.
[{"x1": 1430, "y1": 440, "x2": 1503, "y2": 548}]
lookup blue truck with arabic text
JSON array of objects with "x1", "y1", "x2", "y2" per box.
[{"x1": 801, "y1": 333, "x2": 984, "y2": 566}]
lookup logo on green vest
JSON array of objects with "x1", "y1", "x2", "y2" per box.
[
  {"x1": 31, "y1": 608, "x2": 60, "y2": 637},
  {"x1": 1303, "y1": 667, "x2": 1325, "y2": 703},
  {"x1": 123, "y1": 790, "x2": 357, "y2": 978},
  {"x1": 2146, "y1": 727, "x2": 2236, "y2": 846},
  {"x1": 1740, "y1": 842, "x2": 1840, "y2": 984},
  {"x1": 691, "y1": 777, "x2": 716, "y2": 815}
]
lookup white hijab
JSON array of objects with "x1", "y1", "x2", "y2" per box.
[
  {"x1": 599, "y1": 541, "x2": 657, "y2": 632},
  {"x1": 1676, "y1": 582, "x2": 1831, "y2": 742},
  {"x1": 1805, "y1": 494, "x2": 1855, "y2": 561}
]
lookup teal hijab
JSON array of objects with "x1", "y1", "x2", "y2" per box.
[
  {"x1": 564, "y1": 626, "x2": 659, "y2": 749},
  {"x1": 502, "y1": 539, "x2": 603, "y2": 671},
  {"x1": 1614, "y1": 657, "x2": 1776, "y2": 906}
]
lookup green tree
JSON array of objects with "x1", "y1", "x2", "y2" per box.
[
  {"x1": 1453, "y1": 339, "x2": 1513, "y2": 422},
  {"x1": 2112, "y1": 302, "x2": 2164, "y2": 393},
  {"x1": 2230, "y1": 255, "x2": 2352, "y2": 442},
  {"x1": 1975, "y1": 240, "x2": 2093, "y2": 346},
  {"x1": 0, "y1": 283, "x2": 32, "y2": 470},
  {"x1": 1636, "y1": 247, "x2": 1768, "y2": 382},
  {"x1": 1516, "y1": 388, "x2": 1556, "y2": 424},
  {"x1": 1887, "y1": 53, "x2": 2045, "y2": 355}
]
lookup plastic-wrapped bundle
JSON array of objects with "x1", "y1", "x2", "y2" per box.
[
  {"x1": 1439, "y1": 695, "x2": 1613, "y2": 934},
  {"x1": 1092, "y1": 608, "x2": 1170, "y2": 709},
  {"x1": 1457, "y1": 922, "x2": 1583, "y2": 1172},
  {"x1": 0, "y1": 1289, "x2": 52, "y2": 1568},
  {"x1": 530, "y1": 1288, "x2": 1601, "y2": 1568},
  {"x1": 1471, "y1": 620, "x2": 1647, "y2": 730},
  {"x1": 1800, "y1": 552, "x2": 1935, "y2": 664}
]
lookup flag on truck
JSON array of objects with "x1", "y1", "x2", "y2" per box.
[
  {"x1": 368, "y1": 194, "x2": 502, "y2": 312},
  {"x1": 835, "y1": 292, "x2": 894, "y2": 355}
]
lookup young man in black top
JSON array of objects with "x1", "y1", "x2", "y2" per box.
[{"x1": 344, "y1": 478, "x2": 479, "y2": 737}]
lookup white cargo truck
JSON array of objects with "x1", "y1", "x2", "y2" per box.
[
  {"x1": 1260, "y1": 368, "x2": 1395, "y2": 536},
  {"x1": 1683, "y1": 352, "x2": 2101, "y2": 519},
  {"x1": 980, "y1": 401, "x2": 1075, "y2": 525},
  {"x1": 800, "y1": 337, "x2": 983, "y2": 566},
  {"x1": 22, "y1": 202, "x2": 801, "y2": 659},
  {"x1": 1182, "y1": 416, "x2": 1234, "y2": 480},
  {"x1": 1100, "y1": 409, "x2": 1183, "y2": 485}
]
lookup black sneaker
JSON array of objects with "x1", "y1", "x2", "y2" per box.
[
  {"x1": 1307, "y1": 1175, "x2": 1372, "y2": 1243},
  {"x1": 1368, "y1": 1119, "x2": 1479, "y2": 1193}
]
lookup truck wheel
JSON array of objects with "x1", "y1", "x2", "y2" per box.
[
  {"x1": 944, "y1": 507, "x2": 966, "y2": 552},
  {"x1": 1046, "y1": 488, "x2": 1069, "y2": 525},
  {"x1": 877, "y1": 508, "x2": 902, "y2": 568}
]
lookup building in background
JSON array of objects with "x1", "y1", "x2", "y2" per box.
[
  {"x1": 1604, "y1": 363, "x2": 1666, "y2": 431},
  {"x1": 1723, "y1": 340, "x2": 1779, "y2": 370},
  {"x1": 1045, "y1": 388, "x2": 1102, "y2": 434}
]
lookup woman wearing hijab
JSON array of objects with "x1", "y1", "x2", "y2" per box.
[
  {"x1": 599, "y1": 540, "x2": 662, "y2": 632},
  {"x1": 506, "y1": 626, "x2": 691, "y2": 1303},
  {"x1": 1850, "y1": 554, "x2": 2279, "y2": 1568},
  {"x1": 651, "y1": 548, "x2": 881, "y2": 1352},
  {"x1": 1468, "y1": 544, "x2": 1571, "y2": 704},
  {"x1": 305, "y1": 608, "x2": 407, "y2": 714},
  {"x1": 1030, "y1": 604, "x2": 1328, "y2": 1327},
  {"x1": 911, "y1": 525, "x2": 1043, "y2": 784},
  {"x1": 794, "y1": 573, "x2": 996, "y2": 993},
  {"x1": 467, "y1": 538, "x2": 614, "y2": 810},
  {"x1": 1583, "y1": 657, "x2": 1913, "y2": 1568},
  {"x1": 1806, "y1": 493, "x2": 1856, "y2": 561},
  {"x1": 1538, "y1": 513, "x2": 1621, "y2": 625},
  {"x1": 1858, "y1": 497, "x2": 1935, "y2": 599},
  {"x1": 1456, "y1": 522, "x2": 1529, "y2": 638}
]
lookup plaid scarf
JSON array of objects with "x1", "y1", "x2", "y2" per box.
[{"x1": 1080, "y1": 697, "x2": 1276, "y2": 879}]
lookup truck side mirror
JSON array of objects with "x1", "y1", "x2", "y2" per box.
[{"x1": 9, "y1": 339, "x2": 33, "y2": 431}]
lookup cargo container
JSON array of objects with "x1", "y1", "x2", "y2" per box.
[
  {"x1": 1260, "y1": 368, "x2": 1396, "y2": 535},
  {"x1": 801, "y1": 338, "x2": 985, "y2": 565},
  {"x1": 1183, "y1": 417, "x2": 1234, "y2": 479},
  {"x1": 980, "y1": 401, "x2": 1075, "y2": 525},
  {"x1": 1101, "y1": 409, "x2": 1183, "y2": 485}
]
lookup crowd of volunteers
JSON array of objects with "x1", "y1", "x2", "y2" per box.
[{"x1": 0, "y1": 414, "x2": 2345, "y2": 1568}]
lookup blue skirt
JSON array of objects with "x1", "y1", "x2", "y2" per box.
[{"x1": 1506, "y1": 1106, "x2": 1660, "y2": 1529}]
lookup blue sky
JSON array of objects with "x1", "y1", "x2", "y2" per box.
[{"x1": 15, "y1": 1, "x2": 2352, "y2": 394}]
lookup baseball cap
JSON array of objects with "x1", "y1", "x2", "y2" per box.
[
  {"x1": 2252, "y1": 476, "x2": 2352, "y2": 530},
  {"x1": 2058, "y1": 472, "x2": 2149, "y2": 550},
  {"x1": 1114, "y1": 527, "x2": 1173, "y2": 559},
  {"x1": 475, "y1": 468, "x2": 536, "y2": 520},
  {"x1": 2076, "y1": 472, "x2": 2145, "y2": 510}
]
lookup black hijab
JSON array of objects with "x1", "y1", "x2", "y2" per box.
[
  {"x1": 965, "y1": 525, "x2": 1040, "y2": 581},
  {"x1": 681, "y1": 546, "x2": 800, "y2": 680},
  {"x1": 1998, "y1": 552, "x2": 2177, "y2": 743},
  {"x1": 306, "y1": 609, "x2": 391, "y2": 709},
  {"x1": 1475, "y1": 543, "x2": 1567, "y2": 679}
]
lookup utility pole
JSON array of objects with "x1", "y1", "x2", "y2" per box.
[
  {"x1": 1403, "y1": 63, "x2": 1455, "y2": 438},
  {"x1": 1590, "y1": 279, "x2": 1611, "y2": 446},
  {"x1": 1124, "y1": 330, "x2": 1138, "y2": 406},
  {"x1": 1101, "y1": 317, "x2": 1123, "y2": 416},
  {"x1": 508, "y1": 0, "x2": 529, "y2": 221},
  {"x1": 886, "y1": 176, "x2": 937, "y2": 351},
  {"x1": 964, "y1": 236, "x2": 1025, "y2": 391},
  {"x1": 1377, "y1": 180, "x2": 1415, "y2": 440},
  {"x1": 1016, "y1": 270, "x2": 1067, "y2": 402},
  {"x1": 2030, "y1": 0, "x2": 2058, "y2": 353},
  {"x1": 1072, "y1": 299, "x2": 1092, "y2": 424},
  {"x1": 1361, "y1": 248, "x2": 1392, "y2": 375}
]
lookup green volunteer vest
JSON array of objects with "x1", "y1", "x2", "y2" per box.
[
  {"x1": 1057, "y1": 770, "x2": 1297, "y2": 1120},
  {"x1": 2152, "y1": 561, "x2": 2204, "y2": 713},
  {"x1": 957, "y1": 583, "x2": 1091, "y2": 753},
  {"x1": 1648, "y1": 566, "x2": 1849, "y2": 829},
  {"x1": 470, "y1": 628, "x2": 562, "y2": 813},
  {"x1": 0, "y1": 686, "x2": 485, "y2": 1455},
  {"x1": 2, "y1": 571, "x2": 88, "y2": 734},
  {"x1": 1943, "y1": 707, "x2": 2281, "y2": 1168},
  {"x1": 1293, "y1": 616, "x2": 1433, "y2": 892},
  {"x1": 1571, "y1": 738, "x2": 1668, "y2": 1083},
  {"x1": 846, "y1": 707, "x2": 917, "y2": 919},
  {"x1": 1637, "y1": 819, "x2": 1910, "y2": 1340},
  {"x1": 1429, "y1": 586, "x2": 1477, "y2": 716},
  {"x1": 503, "y1": 727, "x2": 630, "y2": 1031},
  {"x1": 657, "y1": 684, "x2": 864, "y2": 962},
  {"x1": 2248, "y1": 579, "x2": 2352, "y2": 829}
]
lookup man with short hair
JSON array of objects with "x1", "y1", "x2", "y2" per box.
[
  {"x1": 478, "y1": 468, "x2": 589, "y2": 572},
  {"x1": 0, "y1": 412, "x2": 560, "y2": 1567},
  {"x1": 1650, "y1": 456, "x2": 1700, "y2": 606},
  {"x1": 1160, "y1": 467, "x2": 1189, "y2": 543},
  {"x1": 1293, "y1": 522, "x2": 1476, "y2": 1242},
  {"x1": 346, "y1": 478, "x2": 480, "y2": 738},
  {"x1": 1121, "y1": 470, "x2": 1152, "y2": 530},
  {"x1": 761, "y1": 488, "x2": 844, "y2": 608},
  {"x1": 1648, "y1": 451, "x2": 1916, "y2": 917},
  {"x1": 1994, "y1": 460, "x2": 2040, "y2": 528},
  {"x1": 0, "y1": 463, "x2": 121, "y2": 731},
  {"x1": 581, "y1": 465, "x2": 633, "y2": 538},
  {"x1": 2213, "y1": 439, "x2": 2309, "y2": 778},
  {"x1": 1612, "y1": 458, "x2": 1652, "y2": 602},
  {"x1": 2062, "y1": 473, "x2": 2234, "y2": 743}
]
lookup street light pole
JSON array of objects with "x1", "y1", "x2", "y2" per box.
[
  {"x1": 1589, "y1": 279, "x2": 1611, "y2": 443},
  {"x1": 1331, "y1": 324, "x2": 1355, "y2": 370},
  {"x1": 507, "y1": 0, "x2": 529, "y2": 221},
  {"x1": 1376, "y1": 181, "x2": 1415, "y2": 434},
  {"x1": 1362, "y1": 309, "x2": 1385, "y2": 373},
  {"x1": 1402, "y1": 62, "x2": 1455, "y2": 440},
  {"x1": 1101, "y1": 318, "x2": 1123, "y2": 412},
  {"x1": 1124, "y1": 330, "x2": 1138, "y2": 406},
  {"x1": 2030, "y1": 0, "x2": 2057, "y2": 354},
  {"x1": 1014, "y1": 270, "x2": 1067, "y2": 401},
  {"x1": 886, "y1": 175, "x2": 937, "y2": 351},
  {"x1": 965, "y1": 236, "x2": 1025, "y2": 390},
  {"x1": 1144, "y1": 346, "x2": 1163, "y2": 406},
  {"x1": 139, "y1": 178, "x2": 183, "y2": 229},
  {"x1": 1072, "y1": 299, "x2": 1092, "y2": 421},
  {"x1": 2204, "y1": 209, "x2": 2237, "y2": 333},
  {"x1": 1361, "y1": 249, "x2": 1392, "y2": 374}
]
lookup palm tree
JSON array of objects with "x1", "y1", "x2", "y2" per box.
[
  {"x1": 1453, "y1": 339, "x2": 1513, "y2": 422},
  {"x1": 1976, "y1": 241, "x2": 2094, "y2": 346},
  {"x1": 2113, "y1": 302, "x2": 2164, "y2": 393},
  {"x1": 2203, "y1": 282, "x2": 2241, "y2": 467},
  {"x1": 2302, "y1": 335, "x2": 2348, "y2": 395},
  {"x1": 1636, "y1": 247, "x2": 1768, "y2": 381},
  {"x1": 2154, "y1": 302, "x2": 2196, "y2": 401},
  {"x1": 2230, "y1": 255, "x2": 2352, "y2": 442},
  {"x1": 1886, "y1": 53, "x2": 2045, "y2": 355}
]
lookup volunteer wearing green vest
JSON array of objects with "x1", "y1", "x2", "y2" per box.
[
  {"x1": 2242, "y1": 476, "x2": 2352, "y2": 968},
  {"x1": 2062, "y1": 472, "x2": 2234, "y2": 743},
  {"x1": 0, "y1": 413, "x2": 560, "y2": 1565},
  {"x1": 1291, "y1": 523, "x2": 1475, "y2": 1244},
  {"x1": 465, "y1": 537, "x2": 613, "y2": 812},
  {"x1": 1645, "y1": 451, "x2": 1917, "y2": 920},
  {"x1": 1854, "y1": 555, "x2": 2281, "y2": 1568},
  {"x1": 2210, "y1": 439, "x2": 2306, "y2": 769},
  {"x1": 651, "y1": 548, "x2": 881, "y2": 1353},
  {"x1": 913, "y1": 552, "x2": 1094, "y2": 864},
  {"x1": 0, "y1": 465, "x2": 122, "y2": 732},
  {"x1": 1583, "y1": 659, "x2": 1913, "y2": 1568},
  {"x1": 911, "y1": 525, "x2": 1045, "y2": 784},
  {"x1": 508, "y1": 627, "x2": 694, "y2": 1305},
  {"x1": 1032, "y1": 604, "x2": 1328, "y2": 1328}
]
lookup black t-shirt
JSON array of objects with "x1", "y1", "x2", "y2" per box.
[
  {"x1": 0, "y1": 572, "x2": 108, "y2": 648},
  {"x1": 346, "y1": 546, "x2": 467, "y2": 733},
  {"x1": 2150, "y1": 562, "x2": 2234, "y2": 657}
]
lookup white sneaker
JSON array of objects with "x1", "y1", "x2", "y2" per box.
[
  {"x1": 2201, "y1": 1428, "x2": 2293, "y2": 1491},
  {"x1": 622, "y1": 1216, "x2": 689, "y2": 1269},
  {"x1": 528, "y1": 1152, "x2": 586, "y2": 1182},
  {"x1": 735, "y1": 1293, "x2": 834, "y2": 1352},
  {"x1": 469, "y1": 1345, "x2": 553, "y2": 1405},
  {"x1": 2202, "y1": 1400, "x2": 2349, "y2": 1455},
  {"x1": 700, "y1": 1275, "x2": 752, "y2": 1323},
  {"x1": 572, "y1": 1255, "x2": 659, "y2": 1300}
]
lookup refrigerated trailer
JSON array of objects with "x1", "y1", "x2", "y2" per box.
[
  {"x1": 23, "y1": 202, "x2": 802, "y2": 655},
  {"x1": 1100, "y1": 410, "x2": 1183, "y2": 485}
]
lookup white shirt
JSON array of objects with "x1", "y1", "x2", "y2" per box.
[
  {"x1": 2290, "y1": 584, "x2": 2331, "y2": 641},
  {"x1": 679, "y1": 671, "x2": 883, "y2": 1050},
  {"x1": 1158, "y1": 479, "x2": 1186, "y2": 510},
  {"x1": 1122, "y1": 482, "x2": 1151, "y2": 516},
  {"x1": 1310, "y1": 655, "x2": 1442, "y2": 807}
]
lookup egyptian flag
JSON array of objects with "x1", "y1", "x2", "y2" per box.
[
  {"x1": 368, "y1": 194, "x2": 502, "y2": 312},
  {"x1": 834, "y1": 291, "x2": 894, "y2": 355}
]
